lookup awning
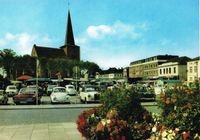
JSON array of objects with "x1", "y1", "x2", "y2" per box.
[
  {"x1": 25, "y1": 78, "x2": 51, "y2": 82},
  {"x1": 16, "y1": 75, "x2": 32, "y2": 81}
]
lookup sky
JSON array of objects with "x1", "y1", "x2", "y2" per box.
[{"x1": 0, "y1": 0, "x2": 199, "y2": 69}]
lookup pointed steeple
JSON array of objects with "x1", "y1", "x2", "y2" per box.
[{"x1": 65, "y1": 10, "x2": 75, "y2": 46}]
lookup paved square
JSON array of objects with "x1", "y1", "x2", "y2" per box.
[{"x1": 0, "y1": 123, "x2": 85, "y2": 140}]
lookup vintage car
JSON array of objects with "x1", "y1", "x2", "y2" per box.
[
  {"x1": 47, "y1": 85, "x2": 58, "y2": 96},
  {"x1": 5, "y1": 85, "x2": 18, "y2": 97},
  {"x1": 13, "y1": 88, "x2": 41, "y2": 105},
  {"x1": 138, "y1": 90, "x2": 156, "y2": 101},
  {"x1": 50, "y1": 87, "x2": 70, "y2": 104},
  {"x1": 65, "y1": 85, "x2": 78, "y2": 96},
  {"x1": 80, "y1": 85, "x2": 100, "y2": 103},
  {"x1": 0, "y1": 90, "x2": 8, "y2": 104}
]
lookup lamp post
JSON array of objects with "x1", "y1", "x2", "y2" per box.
[
  {"x1": 73, "y1": 66, "x2": 80, "y2": 91},
  {"x1": 36, "y1": 58, "x2": 39, "y2": 105}
]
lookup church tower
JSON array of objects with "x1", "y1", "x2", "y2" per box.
[{"x1": 61, "y1": 10, "x2": 80, "y2": 60}]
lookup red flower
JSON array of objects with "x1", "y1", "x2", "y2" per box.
[
  {"x1": 183, "y1": 132, "x2": 189, "y2": 139},
  {"x1": 121, "y1": 136, "x2": 126, "y2": 140},
  {"x1": 96, "y1": 122, "x2": 104, "y2": 132}
]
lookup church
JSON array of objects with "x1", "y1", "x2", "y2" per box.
[{"x1": 31, "y1": 9, "x2": 80, "y2": 77}]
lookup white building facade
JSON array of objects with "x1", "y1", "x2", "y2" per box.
[
  {"x1": 187, "y1": 57, "x2": 200, "y2": 85},
  {"x1": 96, "y1": 73, "x2": 123, "y2": 80},
  {"x1": 158, "y1": 62, "x2": 187, "y2": 81}
]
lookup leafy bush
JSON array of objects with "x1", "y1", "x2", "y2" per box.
[
  {"x1": 77, "y1": 88, "x2": 154, "y2": 140},
  {"x1": 152, "y1": 86, "x2": 200, "y2": 139}
]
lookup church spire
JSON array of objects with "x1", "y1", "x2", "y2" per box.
[{"x1": 65, "y1": 10, "x2": 75, "y2": 46}]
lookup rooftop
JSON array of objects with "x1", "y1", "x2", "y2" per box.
[{"x1": 33, "y1": 45, "x2": 66, "y2": 58}]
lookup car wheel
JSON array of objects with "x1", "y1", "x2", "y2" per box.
[
  {"x1": 38, "y1": 100, "x2": 41, "y2": 105},
  {"x1": 84, "y1": 98, "x2": 87, "y2": 104}
]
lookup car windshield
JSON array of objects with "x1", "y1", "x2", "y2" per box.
[
  {"x1": 48, "y1": 85, "x2": 57, "y2": 89},
  {"x1": 68, "y1": 86, "x2": 74, "y2": 89},
  {"x1": 8, "y1": 87, "x2": 16, "y2": 89},
  {"x1": 85, "y1": 87, "x2": 95, "y2": 92},
  {"x1": 19, "y1": 88, "x2": 36, "y2": 94},
  {"x1": 54, "y1": 88, "x2": 66, "y2": 93}
]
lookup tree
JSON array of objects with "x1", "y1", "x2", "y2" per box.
[
  {"x1": 44, "y1": 59, "x2": 101, "y2": 78},
  {"x1": 0, "y1": 49, "x2": 16, "y2": 79},
  {"x1": 12, "y1": 55, "x2": 36, "y2": 79},
  {"x1": 79, "y1": 61, "x2": 101, "y2": 77}
]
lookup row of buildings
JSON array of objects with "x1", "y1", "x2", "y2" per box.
[
  {"x1": 96, "y1": 55, "x2": 199, "y2": 86},
  {"x1": 125, "y1": 55, "x2": 199, "y2": 85}
]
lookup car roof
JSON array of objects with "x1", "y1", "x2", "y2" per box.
[
  {"x1": 53, "y1": 86, "x2": 65, "y2": 89},
  {"x1": 7, "y1": 85, "x2": 16, "y2": 87}
]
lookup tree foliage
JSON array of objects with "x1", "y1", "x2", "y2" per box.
[
  {"x1": 40, "y1": 58, "x2": 101, "y2": 78},
  {"x1": 0, "y1": 49, "x2": 101, "y2": 79},
  {"x1": 0, "y1": 49, "x2": 16, "y2": 79}
]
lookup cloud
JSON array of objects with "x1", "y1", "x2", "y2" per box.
[
  {"x1": 76, "y1": 21, "x2": 148, "y2": 45},
  {"x1": 87, "y1": 25, "x2": 113, "y2": 39},
  {"x1": 0, "y1": 32, "x2": 52, "y2": 55},
  {"x1": 76, "y1": 21, "x2": 149, "y2": 69},
  {"x1": 83, "y1": 21, "x2": 145, "y2": 40}
]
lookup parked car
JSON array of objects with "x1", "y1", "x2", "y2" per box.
[
  {"x1": 47, "y1": 85, "x2": 58, "y2": 96},
  {"x1": 80, "y1": 85, "x2": 100, "y2": 103},
  {"x1": 27, "y1": 85, "x2": 44, "y2": 96},
  {"x1": 94, "y1": 82, "x2": 107, "y2": 91},
  {"x1": 5, "y1": 85, "x2": 18, "y2": 97},
  {"x1": 65, "y1": 85, "x2": 78, "y2": 96},
  {"x1": 138, "y1": 90, "x2": 156, "y2": 101},
  {"x1": 13, "y1": 88, "x2": 42, "y2": 105},
  {"x1": 0, "y1": 90, "x2": 8, "y2": 104},
  {"x1": 50, "y1": 87, "x2": 70, "y2": 104}
]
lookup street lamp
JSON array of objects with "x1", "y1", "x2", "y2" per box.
[{"x1": 36, "y1": 58, "x2": 39, "y2": 105}]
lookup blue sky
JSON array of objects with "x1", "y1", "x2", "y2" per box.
[{"x1": 0, "y1": 0, "x2": 198, "y2": 69}]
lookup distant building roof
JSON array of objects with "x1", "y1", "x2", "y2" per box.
[
  {"x1": 190, "y1": 56, "x2": 200, "y2": 61},
  {"x1": 130, "y1": 55, "x2": 178, "y2": 65},
  {"x1": 32, "y1": 45, "x2": 66, "y2": 58},
  {"x1": 99, "y1": 68, "x2": 123, "y2": 74},
  {"x1": 167, "y1": 56, "x2": 191, "y2": 65}
]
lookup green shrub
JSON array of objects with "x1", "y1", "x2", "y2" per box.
[
  {"x1": 155, "y1": 86, "x2": 200, "y2": 139},
  {"x1": 77, "y1": 87, "x2": 154, "y2": 140}
]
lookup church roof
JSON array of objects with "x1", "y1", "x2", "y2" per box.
[
  {"x1": 32, "y1": 45, "x2": 66, "y2": 58},
  {"x1": 65, "y1": 10, "x2": 75, "y2": 46}
]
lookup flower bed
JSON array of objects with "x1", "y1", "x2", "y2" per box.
[
  {"x1": 77, "y1": 88, "x2": 154, "y2": 140},
  {"x1": 77, "y1": 85, "x2": 200, "y2": 140},
  {"x1": 151, "y1": 86, "x2": 200, "y2": 140}
]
